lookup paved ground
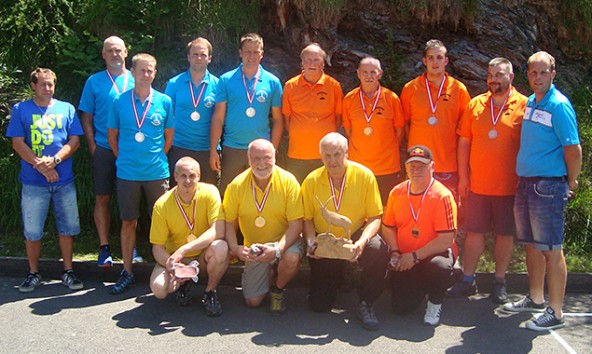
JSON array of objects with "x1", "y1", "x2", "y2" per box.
[{"x1": 1, "y1": 274, "x2": 591, "y2": 353}]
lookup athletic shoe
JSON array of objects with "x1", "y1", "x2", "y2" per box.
[
  {"x1": 490, "y1": 281, "x2": 508, "y2": 304},
  {"x1": 270, "y1": 289, "x2": 286, "y2": 315},
  {"x1": 132, "y1": 248, "x2": 143, "y2": 263},
  {"x1": 175, "y1": 281, "x2": 195, "y2": 307},
  {"x1": 19, "y1": 272, "x2": 41, "y2": 293},
  {"x1": 446, "y1": 278, "x2": 478, "y2": 297},
  {"x1": 110, "y1": 270, "x2": 134, "y2": 294},
  {"x1": 97, "y1": 247, "x2": 113, "y2": 268},
  {"x1": 503, "y1": 295, "x2": 545, "y2": 313},
  {"x1": 202, "y1": 291, "x2": 223, "y2": 317},
  {"x1": 526, "y1": 307, "x2": 565, "y2": 331},
  {"x1": 424, "y1": 301, "x2": 442, "y2": 326},
  {"x1": 61, "y1": 270, "x2": 84, "y2": 290},
  {"x1": 357, "y1": 301, "x2": 379, "y2": 330}
]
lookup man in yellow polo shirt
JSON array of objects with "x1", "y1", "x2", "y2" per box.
[
  {"x1": 149, "y1": 157, "x2": 229, "y2": 316},
  {"x1": 224, "y1": 139, "x2": 303, "y2": 314},
  {"x1": 302, "y1": 132, "x2": 389, "y2": 331}
]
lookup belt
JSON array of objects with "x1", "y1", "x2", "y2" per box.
[{"x1": 521, "y1": 176, "x2": 567, "y2": 182}]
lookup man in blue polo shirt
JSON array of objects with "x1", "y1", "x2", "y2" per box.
[
  {"x1": 165, "y1": 37, "x2": 219, "y2": 186},
  {"x1": 108, "y1": 53, "x2": 174, "y2": 294},
  {"x1": 209, "y1": 33, "x2": 283, "y2": 195},
  {"x1": 79, "y1": 36, "x2": 136, "y2": 268},
  {"x1": 503, "y1": 51, "x2": 582, "y2": 332},
  {"x1": 7, "y1": 68, "x2": 84, "y2": 293}
]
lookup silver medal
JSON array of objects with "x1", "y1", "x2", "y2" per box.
[
  {"x1": 246, "y1": 107, "x2": 256, "y2": 118},
  {"x1": 135, "y1": 131, "x2": 145, "y2": 143},
  {"x1": 190, "y1": 111, "x2": 200, "y2": 121},
  {"x1": 488, "y1": 129, "x2": 498, "y2": 139},
  {"x1": 428, "y1": 116, "x2": 438, "y2": 126}
]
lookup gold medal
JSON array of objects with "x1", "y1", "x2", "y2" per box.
[
  {"x1": 254, "y1": 216, "x2": 266, "y2": 228},
  {"x1": 363, "y1": 125, "x2": 373, "y2": 136},
  {"x1": 186, "y1": 234, "x2": 197, "y2": 243}
]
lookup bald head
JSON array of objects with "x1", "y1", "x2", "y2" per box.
[{"x1": 102, "y1": 36, "x2": 128, "y2": 71}]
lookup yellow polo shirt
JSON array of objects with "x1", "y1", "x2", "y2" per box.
[
  {"x1": 223, "y1": 166, "x2": 303, "y2": 246},
  {"x1": 150, "y1": 183, "x2": 222, "y2": 257},
  {"x1": 301, "y1": 161, "x2": 383, "y2": 239}
]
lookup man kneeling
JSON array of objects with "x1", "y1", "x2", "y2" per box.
[{"x1": 150, "y1": 157, "x2": 229, "y2": 316}]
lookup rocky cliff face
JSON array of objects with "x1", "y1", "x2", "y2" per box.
[{"x1": 259, "y1": 0, "x2": 589, "y2": 98}]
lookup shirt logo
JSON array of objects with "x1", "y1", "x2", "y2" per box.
[
  {"x1": 204, "y1": 95, "x2": 215, "y2": 108},
  {"x1": 150, "y1": 113, "x2": 163, "y2": 126},
  {"x1": 30, "y1": 114, "x2": 65, "y2": 156},
  {"x1": 256, "y1": 90, "x2": 268, "y2": 103}
]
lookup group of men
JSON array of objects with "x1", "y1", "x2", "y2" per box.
[{"x1": 7, "y1": 33, "x2": 581, "y2": 333}]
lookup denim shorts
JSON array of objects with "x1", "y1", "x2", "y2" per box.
[
  {"x1": 21, "y1": 182, "x2": 80, "y2": 241},
  {"x1": 513, "y1": 177, "x2": 569, "y2": 251}
]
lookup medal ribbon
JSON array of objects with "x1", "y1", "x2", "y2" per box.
[
  {"x1": 174, "y1": 189, "x2": 196, "y2": 232},
  {"x1": 242, "y1": 69, "x2": 260, "y2": 107},
  {"x1": 328, "y1": 173, "x2": 346, "y2": 211},
  {"x1": 106, "y1": 70, "x2": 129, "y2": 94},
  {"x1": 359, "y1": 86, "x2": 382, "y2": 125},
  {"x1": 252, "y1": 180, "x2": 272, "y2": 214},
  {"x1": 489, "y1": 89, "x2": 512, "y2": 128},
  {"x1": 425, "y1": 75, "x2": 446, "y2": 116},
  {"x1": 189, "y1": 81, "x2": 207, "y2": 111},
  {"x1": 131, "y1": 90, "x2": 153, "y2": 131},
  {"x1": 407, "y1": 178, "x2": 435, "y2": 224}
]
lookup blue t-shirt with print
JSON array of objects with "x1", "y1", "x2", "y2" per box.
[
  {"x1": 517, "y1": 85, "x2": 580, "y2": 177},
  {"x1": 108, "y1": 89, "x2": 174, "y2": 181},
  {"x1": 79, "y1": 69, "x2": 135, "y2": 149},
  {"x1": 164, "y1": 70, "x2": 218, "y2": 151},
  {"x1": 215, "y1": 64, "x2": 282, "y2": 149},
  {"x1": 6, "y1": 99, "x2": 83, "y2": 186}
]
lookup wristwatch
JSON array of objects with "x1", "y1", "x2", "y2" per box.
[
  {"x1": 53, "y1": 155, "x2": 62, "y2": 165},
  {"x1": 412, "y1": 251, "x2": 421, "y2": 264},
  {"x1": 274, "y1": 244, "x2": 282, "y2": 260}
]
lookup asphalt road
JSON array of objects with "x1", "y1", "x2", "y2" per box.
[{"x1": 1, "y1": 276, "x2": 591, "y2": 353}]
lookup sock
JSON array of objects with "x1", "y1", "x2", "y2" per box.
[
  {"x1": 462, "y1": 274, "x2": 475, "y2": 283},
  {"x1": 100, "y1": 244, "x2": 110, "y2": 251}
]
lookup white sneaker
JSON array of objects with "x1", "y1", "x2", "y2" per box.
[{"x1": 424, "y1": 301, "x2": 442, "y2": 326}]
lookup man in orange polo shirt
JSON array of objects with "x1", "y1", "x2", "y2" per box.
[
  {"x1": 382, "y1": 145, "x2": 457, "y2": 326},
  {"x1": 400, "y1": 39, "x2": 471, "y2": 198},
  {"x1": 447, "y1": 58, "x2": 527, "y2": 304},
  {"x1": 282, "y1": 43, "x2": 343, "y2": 183},
  {"x1": 343, "y1": 56, "x2": 405, "y2": 205}
]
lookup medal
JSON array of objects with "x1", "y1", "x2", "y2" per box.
[
  {"x1": 131, "y1": 90, "x2": 153, "y2": 143},
  {"x1": 254, "y1": 216, "x2": 266, "y2": 228},
  {"x1": 407, "y1": 178, "x2": 435, "y2": 238},
  {"x1": 425, "y1": 76, "x2": 446, "y2": 126},
  {"x1": 488, "y1": 129, "x2": 498, "y2": 139},
  {"x1": 246, "y1": 107, "x2": 256, "y2": 118},
  {"x1": 328, "y1": 173, "x2": 346, "y2": 212},
  {"x1": 242, "y1": 69, "x2": 261, "y2": 118},
  {"x1": 174, "y1": 189, "x2": 197, "y2": 243},
  {"x1": 188, "y1": 81, "x2": 206, "y2": 121},
  {"x1": 412, "y1": 226, "x2": 420, "y2": 237},
  {"x1": 106, "y1": 69, "x2": 129, "y2": 94},
  {"x1": 135, "y1": 131, "x2": 145, "y2": 142},
  {"x1": 359, "y1": 86, "x2": 382, "y2": 136}
]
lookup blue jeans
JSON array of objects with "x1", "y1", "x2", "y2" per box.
[
  {"x1": 514, "y1": 177, "x2": 569, "y2": 251},
  {"x1": 21, "y1": 182, "x2": 80, "y2": 241}
]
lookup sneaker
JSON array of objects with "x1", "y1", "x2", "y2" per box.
[
  {"x1": 19, "y1": 272, "x2": 41, "y2": 293},
  {"x1": 97, "y1": 247, "x2": 113, "y2": 268},
  {"x1": 357, "y1": 301, "x2": 379, "y2": 330},
  {"x1": 175, "y1": 281, "x2": 195, "y2": 307},
  {"x1": 270, "y1": 289, "x2": 286, "y2": 315},
  {"x1": 490, "y1": 281, "x2": 508, "y2": 304},
  {"x1": 132, "y1": 248, "x2": 143, "y2": 263},
  {"x1": 525, "y1": 307, "x2": 565, "y2": 331},
  {"x1": 446, "y1": 278, "x2": 478, "y2": 297},
  {"x1": 110, "y1": 270, "x2": 134, "y2": 294},
  {"x1": 61, "y1": 270, "x2": 84, "y2": 290},
  {"x1": 202, "y1": 291, "x2": 223, "y2": 317},
  {"x1": 424, "y1": 301, "x2": 442, "y2": 326},
  {"x1": 503, "y1": 295, "x2": 545, "y2": 313}
]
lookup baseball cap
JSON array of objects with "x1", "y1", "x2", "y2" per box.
[{"x1": 406, "y1": 145, "x2": 433, "y2": 164}]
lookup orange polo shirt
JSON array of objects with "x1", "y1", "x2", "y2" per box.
[
  {"x1": 342, "y1": 86, "x2": 405, "y2": 175},
  {"x1": 382, "y1": 179, "x2": 457, "y2": 254},
  {"x1": 401, "y1": 73, "x2": 471, "y2": 173},
  {"x1": 457, "y1": 88, "x2": 527, "y2": 196},
  {"x1": 282, "y1": 73, "x2": 343, "y2": 159}
]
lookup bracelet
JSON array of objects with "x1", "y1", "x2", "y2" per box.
[{"x1": 412, "y1": 251, "x2": 421, "y2": 264}]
